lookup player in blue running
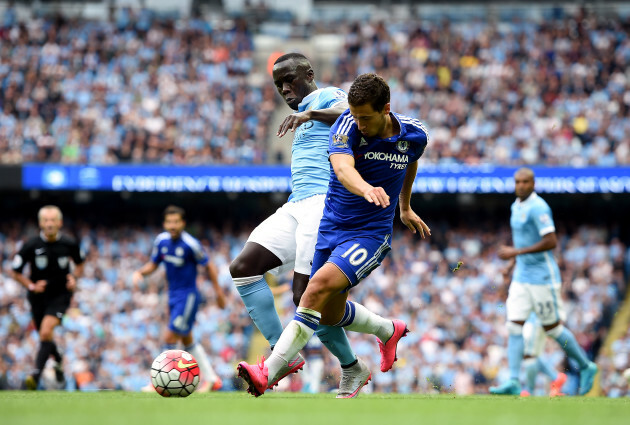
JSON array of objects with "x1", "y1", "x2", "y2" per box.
[
  {"x1": 133, "y1": 205, "x2": 225, "y2": 392},
  {"x1": 490, "y1": 168, "x2": 598, "y2": 396},
  {"x1": 230, "y1": 53, "x2": 374, "y2": 396},
  {"x1": 237, "y1": 73, "x2": 431, "y2": 398}
]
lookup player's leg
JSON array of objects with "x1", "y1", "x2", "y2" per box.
[
  {"x1": 230, "y1": 206, "x2": 297, "y2": 348},
  {"x1": 533, "y1": 284, "x2": 598, "y2": 395},
  {"x1": 536, "y1": 283, "x2": 597, "y2": 395},
  {"x1": 238, "y1": 262, "x2": 350, "y2": 396},
  {"x1": 320, "y1": 234, "x2": 407, "y2": 373},
  {"x1": 523, "y1": 321, "x2": 566, "y2": 396},
  {"x1": 181, "y1": 332, "x2": 222, "y2": 392},
  {"x1": 27, "y1": 295, "x2": 70, "y2": 390},
  {"x1": 28, "y1": 314, "x2": 61, "y2": 390},
  {"x1": 48, "y1": 296, "x2": 71, "y2": 387},
  {"x1": 320, "y1": 292, "x2": 372, "y2": 398},
  {"x1": 179, "y1": 292, "x2": 221, "y2": 391},
  {"x1": 522, "y1": 320, "x2": 544, "y2": 395},
  {"x1": 490, "y1": 282, "x2": 531, "y2": 395},
  {"x1": 292, "y1": 199, "x2": 359, "y2": 371}
]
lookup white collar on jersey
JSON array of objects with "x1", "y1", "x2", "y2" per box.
[
  {"x1": 40, "y1": 231, "x2": 62, "y2": 242},
  {"x1": 298, "y1": 88, "x2": 325, "y2": 110},
  {"x1": 515, "y1": 191, "x2": 538, "y2": 205}
]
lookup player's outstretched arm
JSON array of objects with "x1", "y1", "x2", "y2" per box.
[
  {"x1": 277, "y1": 102, "x2": 349, "y2": 137},
  {"x1": 399, "y1": 161, "x2": 431, "y2": 238},
  {"x1": 330, "y1": 153, "x2": 390, "y2": 208},
  {"x1": 132, "y1": 262, "x2": 158, "y2": 287},
  {"x1": 206, "y1": 262, "x2": 226, "y2": 309}
]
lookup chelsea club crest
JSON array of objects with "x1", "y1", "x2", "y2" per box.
[{"x1": 396, "y1": 140, "x2": 409, "y2": 153}]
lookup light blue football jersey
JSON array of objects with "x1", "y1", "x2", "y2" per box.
[
  {"x1": 150, "y1": 231, "x2": 208, "y2": 294},
  {"x1": 510, "y1": 192, "x2": 561, "y2": 285},
  {"x1": 288, "y1": 87, "x2": 347, "y2": 202}
]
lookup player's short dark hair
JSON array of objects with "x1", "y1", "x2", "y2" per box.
[
  {"x1": 348, "y1": 73, "x2": 390, "y2": 112},
  {"x1": 273, "y1": 52, "x2": 310, "y2": 66},
  {"x1": 163, "y1": 205, "x2": 185, "y2": 220}
]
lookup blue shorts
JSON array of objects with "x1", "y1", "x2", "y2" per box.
[
  {"x1": 168, "y1": 290, "x2": 199, "y2": 335},
  {"x1": 311, "y1": 224, "x2": 391, "y2": 291}
]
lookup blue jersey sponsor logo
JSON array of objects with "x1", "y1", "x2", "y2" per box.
[{"x1": 322, "y1": 110, "x2": 428, "y2": 234}]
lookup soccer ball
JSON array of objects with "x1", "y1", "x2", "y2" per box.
[{"x1": 150, "y1": 350, "x2": 200, "y2": 397}]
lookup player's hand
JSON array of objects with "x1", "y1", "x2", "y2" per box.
[
  {"x1": 31, "y1": 280, "x2": 47, "y2": 293},
  {"x1": 131, "y1": 271, "x2": 144, "y2": 287},
  {"x1": 66, "y1": 274, "x2": 78, "y2": 292},
  {"x1": 363, "y1": 186, "x2": 390, "y2": 208},
  {"x1": 498, "y1": 245, "x2": 518, "y2": 260},
  {"x1": 400, "y1": 209, "x2": 431, "y2": 238},
  {"x1": 277, "y1": 111, "x2": 311, "y2": 137},
  {"x1": 215, "y1": 290, "x2": 226, "y2": 310}
]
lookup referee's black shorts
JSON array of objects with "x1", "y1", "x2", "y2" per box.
[{"x1": 28, "y1": 293, "x2": 72, "y2": 330}]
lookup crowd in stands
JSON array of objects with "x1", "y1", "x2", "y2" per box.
[
  {"x1": 0, "y1": 8, "x2": 274, "y2": 165},
  {"x1": 0, "y1": 218, "x2": 627, "y2": 396},
  {"x1": 599, "y1": 326, "x2": 630, "y2": 398},
  {"x1": 1, "y1": 6, "x2": 630, "y2": 166},
  {"x1": 331, "y1": 8, "x2": 630, "y2": 166}
]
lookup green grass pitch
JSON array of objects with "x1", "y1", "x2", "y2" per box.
[{"x1": 1, "y1": 391, "x2": 629, "y2": 425}]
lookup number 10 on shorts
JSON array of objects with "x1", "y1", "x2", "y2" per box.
[{"x1": 341, "y1": 243, "x2": 368, "y2": 266}]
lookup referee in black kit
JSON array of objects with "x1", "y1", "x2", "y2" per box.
[{"x1": 11, "y1": 205, "x2": 85, "y2": 390}]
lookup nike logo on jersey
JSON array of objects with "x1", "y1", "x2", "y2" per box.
[
  {"x1": 35, "y1": 248, "x2": 46, "y2": 255},
  {"x1": 177, "y1": 359, "x2": 198, "y2": 369}
]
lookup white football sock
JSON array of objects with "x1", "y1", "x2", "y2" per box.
[
  {"x1": 338, "y1": 301, "x2": 394, "y2": 342},
  {"x1": 266, "y1": 307, "x2": 320, "y2": 379},
  {"x1": 187, "y1": 343, "x2": 218, "y2": 383}
]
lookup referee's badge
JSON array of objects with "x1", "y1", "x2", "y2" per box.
[
  {"x1": 58, "y1": 256, "x2": 69, "y2": 268},
  {"x1": 35, "y1": 255, "x2": 48, "y2": 269}
]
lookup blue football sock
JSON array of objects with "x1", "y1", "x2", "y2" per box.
[
  {"x1": 315, "y1": 325, "x2": 357, "y2": 367},
  {"x1": 235, "y1": 276, "x2": 284, "y2": 347},
  {"x1": 536, "y1": 357, "x2": 558, "y2": 380},
  {"x1": 551, "y1": 326, "x2": 589, "y2": 369},
  {"x1": 508, "y1": 334, "x2": 524, "y2": 380},
  {"x1": 162, "y1": 343, "x2": 177, "y2": 351}
]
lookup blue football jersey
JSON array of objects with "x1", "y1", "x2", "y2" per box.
[
  {"x1": 289, "y1": 87, "x2": 347, "y2": 202},
  {"x1": 150, "y1": 231, "x2": 208, "y2": 293},
  {"x1": 510, "y1": 192, "x2": 561, "y2": 285},
  {"x1": 323, "y1": 110, "x2": 428, "y2": 233}
]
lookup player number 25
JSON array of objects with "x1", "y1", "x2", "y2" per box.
[{"x1": 341, "y1": 243, "x2": 368, "y2": 266}]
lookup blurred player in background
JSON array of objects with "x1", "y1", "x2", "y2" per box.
[
  {"x1": 490, "y1": 168, "x2": 598, "y2": 396},
  {"x1": 133, "y1": 205, "x2": 225, "y2": 392},
  {"x1": 501, "y1": 261, "x2": 567, "y2": 397},
  {"x1": 11, "y1": 205, "x2": 85, "y2": 390},
  {"x1": 238, "y1": 73, "x2": 430, "y2": 397},
  {"x1": 229, "y1": 53, "x2": 366, "y2": 394}
]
